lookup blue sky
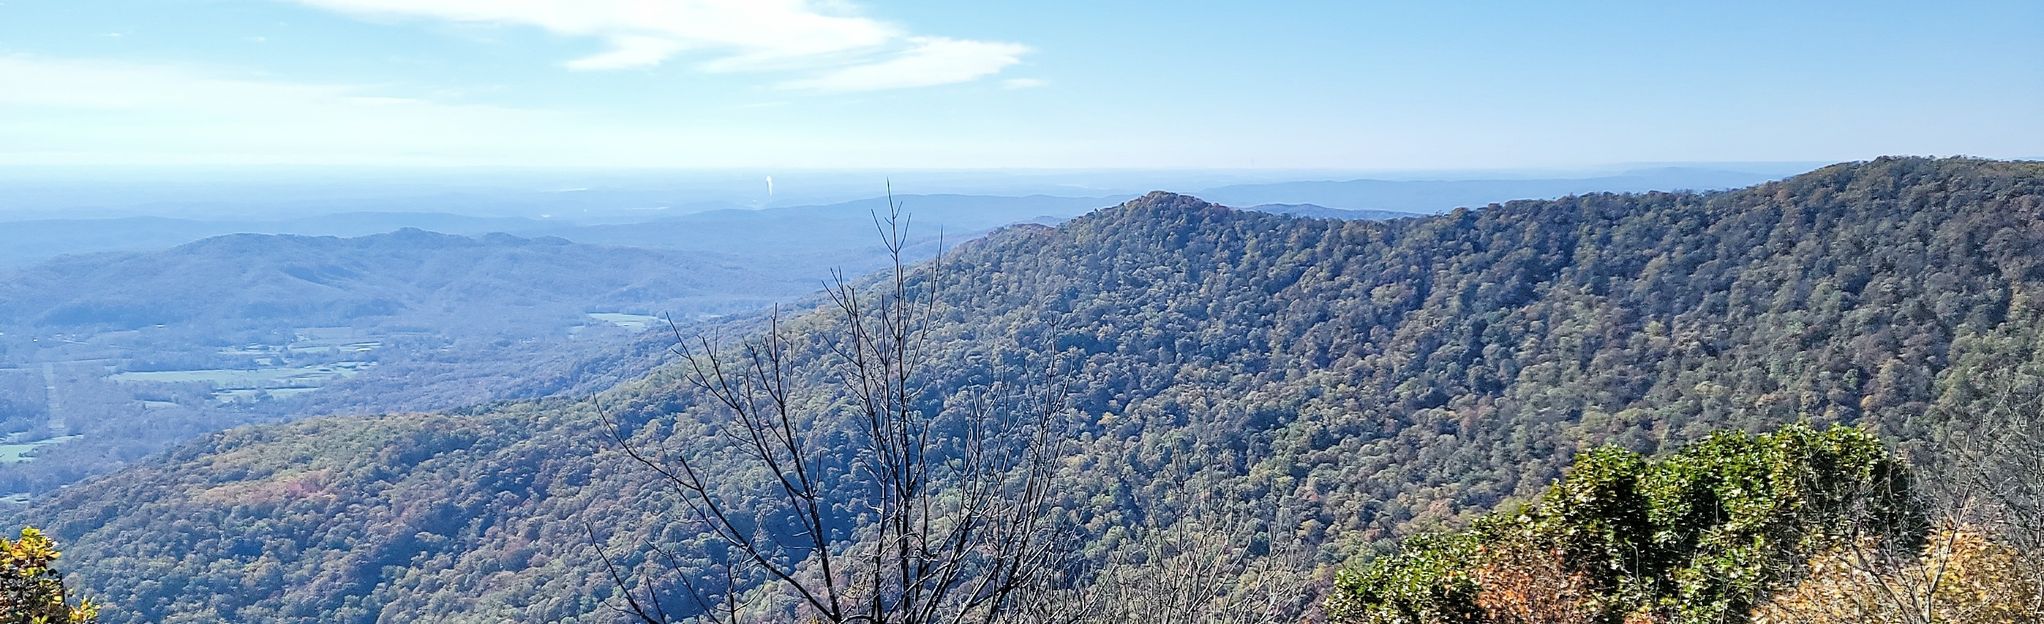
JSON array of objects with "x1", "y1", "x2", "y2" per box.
[{"x1": 1, "y1": 0, "x2": 2038, "y2": 169}]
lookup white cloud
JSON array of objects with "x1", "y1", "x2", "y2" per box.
[
  {"x1": 778, "y1": 37, "x2": 1028, "y2": 92},
  {"x1": 285, "y1": 0, "x2": 1027, "y2": 89},
  {"x1": 0, "y1": 53, "x2": 1017, "y2": 167},
  {"x1": 563, "y1": 35, "x2": 689, "y2": 70},
  {"x1": 1002, "y1": 78, "x2": 1048, "y2": 90},
  {"x1": 0, "y1": 55, "x2": 592, "y2": 164},
  {"x1": 0, "y1": 55, "x2": 355, "y2": 112}
]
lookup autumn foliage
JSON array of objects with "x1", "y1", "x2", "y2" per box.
[
  {"x1": 1754, "y1": 526, "x2": 2044, "y2": 624},
  {"x1": 1, "y1": 527, "x2": 96, "y2": 624},
  {"x1": 1327, "y1": 425, "x2": 1920, "y2": 624}
]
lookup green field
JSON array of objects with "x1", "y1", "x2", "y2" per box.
[
  {"x1": 584, "y1": 313, "x2": 662, "y2": 327},
  {"x1": 110, "y1": 361, "x2": 372, "y2": 403},
  {"x1": 109, "y1": 362, "x2": 370, "y2": 387},
  {"x1": 0, "y1": 434, "x2": 85, "y2": 464},
  {"x1": 287, "y1": 340, "x2": 382, "y2": 355},
  {"x1": 214, "y1": 387, "x2": 324, "y2": 402}
]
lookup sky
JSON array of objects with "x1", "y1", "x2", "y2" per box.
[{"x1": 0, "y1": 0, "x2": 2039, "y2": 170}]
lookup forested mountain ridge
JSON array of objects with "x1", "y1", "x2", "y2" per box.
[
  {"x1": 1194, "y1": 166, "x2": 1791, "y2": 214},
  {"x1": 0, "y1": 228, "x2": 776, "y2": 329},
  {"x1": 19, "y1": 157, "x2": 2044, "y2": 622}
]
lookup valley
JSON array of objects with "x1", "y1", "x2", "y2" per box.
[
  {"x1": 3, "y1": 3, "x2": 2033, "y2": 621},
  {"x1": 0, "y1": 174, "x2": 1778, "y2": 499},
  {"x1": 7, "y1": 157, "x2": 2036, "y2": 623},
  {"x1": 0, "y1": 230, "x2": 794, "y2": 496}
]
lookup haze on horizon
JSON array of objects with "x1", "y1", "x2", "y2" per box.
[
  {"x1": 2, "y1": 0, "x2": 2039, "y2": 171},
  {"x1": 4, "y1": 3, "x2": 2044, "y2": 623}
]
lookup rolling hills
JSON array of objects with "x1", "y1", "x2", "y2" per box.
[
  {"x1": 0, "y1": 193, "x2": 1144, "y2": 495},
  {"x1": 0, "y1": 228, "x2": 773, "y2": 330},
  {"x1": 0, "y1": 167, "x2": 1792, "y2": 270},
  {"x1": 17, "y1": 157, "x2": 2044, "y2": 622},
  {"x1": 0, "y1": 230, "x2": 793, "y2": 495}
]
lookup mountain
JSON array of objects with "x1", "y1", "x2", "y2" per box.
[
  {"x1": 519, "y1": 193, "x2": 1129, "y2": 266},
  {"x1": 0, "y1": 193, "x2": 1133, "y2": 495},
  {"x1": 0, "y1": 228, "x2": 778, "y2": 330},
  {"x1": 1195, "y1": 167, "x2": 1791, "y2": 214},
  {"x1": 0, "y1": 195, "x2": 1124, "y2": 270},
  {"x1": 0, "y1": 230, "x2": 800, "y2": 495},
  {"x1": 0, "y1": 214, "x2": 554, "y2": 269},
  {"x1": 0, "y1": 171, "x2": 1790, "y2": 271},
  {"x1": 18, "y1": 157, "x2": 2044, "y2": 622}
]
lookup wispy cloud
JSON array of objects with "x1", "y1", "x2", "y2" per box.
[
  {"x1": 561, "y1": 34, "x2": 688, "y2": 71},
  {"x1": 0, "y1": 54, "x2": 585, "y2": 164},
  {"x1": 1001, "y1": 78, "x2": 1048, "y2": 90},
  {"x1": 284, "y1": 0, "x2": 1029, "y2": 89},
  {"x1": 779, "y1": 37, "x2": 1028, "y2": 92},
  {"x1": 0, "y1": 53, "x2": 1005, "y2": 167}
]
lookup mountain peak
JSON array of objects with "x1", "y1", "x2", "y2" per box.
[
  {"x1": 1128, "y1": 190, "x2": 1222, "y2": 208},
  {"x1": 1105, "y1": 191, "x2": 1238, "y2": 220}
]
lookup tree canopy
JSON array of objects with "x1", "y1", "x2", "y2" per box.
[
  {"x1": 2, "y1": 527, "x2": 97, "y2": 624},
  {"x1": 15, "y1": 157, "x2": 2044, "y2": 622}
]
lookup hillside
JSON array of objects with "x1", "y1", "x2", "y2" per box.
[
  {"x1": 0, "y1": 230, "x2": 793, "y2": 495},
  {"x1": 0, "y1": 194, "x2": 1148, "y2": 496},
  {"x1": 20, "y1": 157, "x2": 2044, "y2": 622}
]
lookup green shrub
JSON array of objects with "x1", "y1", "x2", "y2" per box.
[{"x1": 1328, "y1": 425, "x2": 1921, "y2": 624}]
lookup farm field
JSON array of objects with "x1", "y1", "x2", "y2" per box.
[
  {"x1": 586, "y1": 312, "x2": 662, "y2": 330},
  {"x1": 109, "y1": 361, "x2": 374, "y2": 402},
  {"x1": 0, "y1": 434, "x2": 84, "y2": 464}
]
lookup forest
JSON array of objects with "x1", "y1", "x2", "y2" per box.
[{"x1": 7, "y1": 156, "x2": 2042, "y2": 622}]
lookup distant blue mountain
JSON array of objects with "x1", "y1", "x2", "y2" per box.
[
  {"x1": 0, "y1": 168, "x2": 1799, "y2": 270},
  {"x1": 0, "y1": 213, "x2": 553, "y2": 269}
]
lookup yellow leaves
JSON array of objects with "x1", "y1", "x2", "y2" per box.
[
  {"x1": 2, "y1": 526, "x2": 98, "y2": 624},
  {"x1": 3, "y1": 527, "x2": 62, "y2": 568},
  {"x1": 1754, "y1": 525, "x2": 2044, "y2": 624}
]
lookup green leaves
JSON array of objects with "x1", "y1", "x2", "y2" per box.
[
  {"x1": 24, "y1": 157, "x2": 2044, "y2": 622},
  {"x1": 1329, "y1": 425, "x2": 1920, "y2": 624},
  {"x1": 1, "y1": 527, "x2": 97, "y2": 624}
]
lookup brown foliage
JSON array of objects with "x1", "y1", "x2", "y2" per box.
[
  {"x1": 1472, "y1": 541, "x2": 1603, "y2": 624},
  {"x1": 1754, "y1": 525, "x2": 2044, "y2": 624}
]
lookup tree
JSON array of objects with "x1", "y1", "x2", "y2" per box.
[
  {"x1": 1018, "y1": 499, "x2": 1314, "y2": 624},
  {"x1": 1753, "y1": 524, "x2": 2042, "y2": 624},
  {"x1": 1933, "y1": 352, "x2": 2044, "y2": 615},
  {"x1": 601, "y1": 195, "x2": 1074, "y2": 623},
  {"x1": 1469, "y1": 540, "x2": 1603, "y2": 624},
  {"x1": 1326, "y1": 425, "x2": 1922, "y2": 624},
  {"x1": 1, "y1": 527, "x2": 97, "y2": 624},
  {"x1": 1756, "y1": 358, "x2": 2044, "y2": 623}
]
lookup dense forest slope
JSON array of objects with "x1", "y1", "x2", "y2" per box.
[{"x1": 22, "y1": 157, "x2": 2044, "y2": 622}]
